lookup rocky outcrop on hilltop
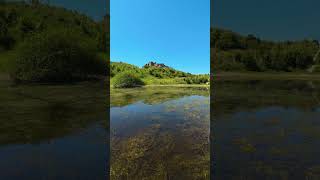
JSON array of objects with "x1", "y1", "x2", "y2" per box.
[{"x1": 143, "y1": 61, "x2": 168, "y2": 68}]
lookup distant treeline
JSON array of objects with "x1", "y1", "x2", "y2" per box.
[
  {"x1": 211, "y1": 28, "x2": 320, "y2": 72},
  {"x1": 0, "y1": 1, "x2": 109, "y2": 82}
]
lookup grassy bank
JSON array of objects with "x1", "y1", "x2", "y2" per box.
[{"x1": 110, "y1": 76, "x2": 210, "y2": 88}]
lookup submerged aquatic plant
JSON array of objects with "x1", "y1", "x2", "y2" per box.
[{"x1": 110, "y1": 89, "x2": 210, "y2": 179}]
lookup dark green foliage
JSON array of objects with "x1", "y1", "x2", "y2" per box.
[
  {"x1": 10, "y1": 29, "x2": 107, "y2": 82},
  {"x1": 113, "y1": 72, "x2": 145, "y2": 88},
  {"x1": 110, "y1": 62, "x2": 142, "y2": 77},
  {"x1": 0, "y1": 16, "x2": 15, "y2": 51},
  {"x1": 144, "y1": 66, "x2": 189, "y2": 78},
  {"x1": 212, "y1": 28, "x2": 319, "y2": 72},
  {"x1": 111, "y1": 62, "x2": 209, "y2": 84},
  {"x1": 0, "y1": 1, "x2": 109, "y2": 82},
  {"x1": 111, "y1": 62, "x2": 190, "y2": 79},
  {"x1": 0, "y1": 1, "x2": 108, "y2": 52},
  {"x1": 18, "y1": 16, "x2": 36, "y2": 35},
  {"x1": 98, "y1": 15, "x2": 110, "y2": 53},
  {"x1": 184, "y1": 75, "x2": 209, "y2": 84}
]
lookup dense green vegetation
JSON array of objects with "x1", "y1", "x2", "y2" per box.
[
  {"x1": 113, "y1": 72, "x2": 144, "y2": 88},
  {"x1": 111, "y1": 61, "x2": 190, "y2": 78},
  {"x1": 211, "y1": 28, "x2": 320, "y2": 72},
  {"x1": 11, "y1": 28, "x2": 107, "y2": 82},
  {"x1": 0, "y1": 1, "x2": 109, "y2": 82},
  {"x1": 110, "y1": 62, "x2": 210, "y2": 86}
]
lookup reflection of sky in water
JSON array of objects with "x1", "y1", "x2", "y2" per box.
[
  {"x1": 0, "y1": 81, "x2": 108, "y2": 180},
  {"x1": 213, "y1": 80, "x2": 320, "y2": 179},
  {"x1": 215, "y1": 107, "x2": 320, "y2": 179},
  {"x1": 111, "y1": 93, "x2": 210, "y2": 179},
  {"x1": 111, "y1": 95, "x2": 209, "y2": 137},
  {"x1": 0, "y1": 124, "x2": 107, "y2": 180}
]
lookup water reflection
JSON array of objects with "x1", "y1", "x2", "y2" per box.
[
  {"x1": 0, "y1": 81, "x2": 108, "y2": 179},
  {"x1": 212, "y1": 80, "x2": 320, "y2": 180},
  {"x1": 111, "y1": 86, "x2": 210, "y2": 179}
]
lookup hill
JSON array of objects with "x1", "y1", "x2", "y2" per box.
[
  {"x1": 0, "y1": 1, "x2": 109, "y2": 53},
  {"x1": 211, "y1": 28, "x2": 320, "y2": 72},
  {"x1": 0, "y1": 1, "x2": 109, "y2": 82},
  {"x1": 111, "y1": 61, "x2": 209, "y2": 85}
]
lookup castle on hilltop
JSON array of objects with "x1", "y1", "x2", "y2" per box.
[{"x1": 143, "y1": 61, "x2": 168, "y2": 68}]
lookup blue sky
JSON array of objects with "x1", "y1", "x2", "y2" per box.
[
  {"x1": 44, "y1": 0, "x2": 108, "y2": 20},
  {"x1": 212, "y1": 0, "x2": 320, "y2": 41},
  {"x1": 111, "y1": 0, "x2": 210, "y2": 74}
]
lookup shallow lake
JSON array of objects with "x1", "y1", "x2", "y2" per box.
[
  {"x1": 3, "y1": 77, "x2": 317, "y2": 179},
  {"x1": 110, "y1": 86, "x2": 210, "y2": 179},
  {"x1": 212, "y1": 79, "x2": 320, "y2": 180},
  {"x1": 0, "y1": 80, "x2": 108, "y2": 180}
]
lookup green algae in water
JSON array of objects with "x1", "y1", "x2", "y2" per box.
[{"x1": 111, "y1": 87, "x2": 209, "y2": 179}]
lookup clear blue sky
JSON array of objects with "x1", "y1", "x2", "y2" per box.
[
  {"x1": 44, "y1": 0, "x2": 108, "y2": 20},
  {"x1": 212, "y1": 0, "x2": 320, "y2": 41},
  {"x1": 111, "y1": 0, "x2": 210, "y2": 74}
]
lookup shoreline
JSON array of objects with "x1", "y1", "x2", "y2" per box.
[
  {"x1": 145, "y1": 84, "x2": 209, "y2": 87},
  {"x1": 212, "y1": 72, "x2": 320, "y2": 81},
  {"x1": 110, "y1": 84, "x2": 210, "y2": 89},
  {"x1": 3, "y1": 71, "x2": 320, "y2": 85}
]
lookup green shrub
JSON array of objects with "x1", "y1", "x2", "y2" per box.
[
  {"x1": 184, "y1": 75, "x2": 210, "y2": 84},
  {"x1": 113, "y1": 72, "x2": 144, "y2": 88},
  {"x1": 311, "y1": 65, "x2": 320, "y2": 73},
  {"x1": 10, "y1": 28, "x2": 107, "y2": 82}
]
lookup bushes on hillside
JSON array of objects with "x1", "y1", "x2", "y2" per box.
[
  {"x1": 184, "y1": 75, "x2": 209, "y2": 84},
  {"x1": 110, "y1": 62, "x2": 142, "y2": 77},
  {"x1": 113, "y1": 72, "x2": 144, "y2": 88},
  {"x1": 145, "y1": 67, "x2": 189, "y2": 78},
  {"x1": 111, "y1": 62, "x2": 210, "y2": 85},
  {"x1": 0, "y1": 2, "x2": 108, "y2": 52},
  {"x1": 10, "y1": 28, "x2": 107, "y2": 82}
]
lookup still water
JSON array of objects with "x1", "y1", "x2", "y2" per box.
[
  {"x1": 110, "y1": 86, "x2": 210, "y2": 179},
  {"x1": 212, "y1": 80, "x2": 320, "y2": 180},
  {"x1": 3, "y1": 78, "x2": 316, "y2": 179},
  {"x1": 0, "y1": 80, "x2": 108, "y2": 180}
]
